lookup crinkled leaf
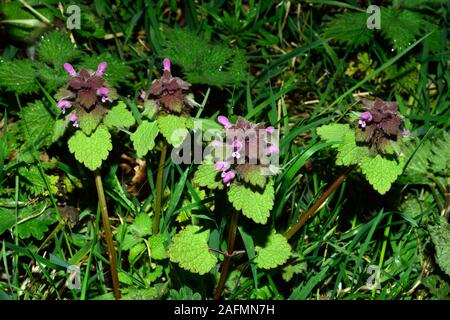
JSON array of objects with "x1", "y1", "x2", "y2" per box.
[
  {"x1": 37, "y1": 31, "x2": 80, "y2": 68},
  {"x1": 336, "y1": 132, "x2": 369, "y2": 166},
  {"x1": 0, "y1": 60, "x2": 38, "y2": 94},
  {"x1": 360, "y1": 155, "x2": 404, "y2": 194},
  {"x1": 429, "y1": 219, "x2": 450, "y2": 278},
  {"x1": 20, "y1": 100, "x2": 56, "y2": 147},
  {"x1": 130, "y1": 120, "x2": 159, "y2": 157},
  {"x1": 255, "y1": 232, "x2": 291, "y2": 269},
  {"x1": 52, "y1": 119, "x2": 67, "y2": 143},
  {"x1": 130, "y1": 213, "x2": 152, "y2": 237},
  {"x1": 227, "y1": 180, "x2": 274, "y2": 224},
  {"x1": 316, "y1": 124, "x2": 353, "y2": 148},
  {"x1": 157, "y1": 115, "x2": 189, "y2": 147},
  {"x1": 104, "y1": 101, "x2": 136, "y2": 129},
  {"x1": 148, "y1": 234, "x2": 168, "y2": 260},
  {"x1": 168, "y1": 225, "x2": 217, "y2": 275},
  {"x1": 193, "y1": 162, "x2": 224, "y2": 190},
  {"x1": 68, "y1": 125, "x2": 112, "y2": 171},
  {"x1": 78, "y1": 111, "x2": 102, "y2": 135}
]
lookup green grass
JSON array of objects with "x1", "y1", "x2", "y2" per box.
[{"x1": 0, "y1": 0, "x2": 449, "y2": 300}]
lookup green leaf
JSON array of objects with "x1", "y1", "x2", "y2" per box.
[
  {"x1": 282, "y1": 263, "x2": 307, "y2": 282},
  {"x1": 227, "y1": 180, "x2": 274, "y2": 224},
  {"x1": 52, "y1": 119, "x2": 67, "y2": 143},
  {"x1": 168, "y1": 286, "x2": 202, "y2": 300},
  {"x1": 239, "y1": 165, "x2": 267, "y2": 188},
  {"x1": 255, "y1": 232, "x2": 291, "y2": 269},
  {"x1": 19, "y1": 100, "x2": 55, "y2": 147},
  {"x1": 130, "y1": 213, "x2": 152, "y2": 238},
  {"x1": 121, "y1": 233, "x2": 142, "y2": 251},
  {"x1": 381, "y1": 7, "x2": 425, "y2": 51},
  {"x1": 148, "y1": 234, "x2": 168, "y2": 260},
  {"x1": 17, "y1": 207, "x2": 57, "y2": 240},
  {"x1": 68, "y1": 125, "x2": 112, "y2": 171},
  {"x1": 37, "y1": 31, "x2": 80, "y2": 68},
  {"x1": 104, "y1": 101, "x2": 136, "y2": 129},
  {"x1": 193, "y1": 162, "x2": 224, "y2": 190},
  {"x1": 429, "y1": 219, "x2": 450, "y2": 278},
  {"x1": 0, "y1": 60, "x2": 38, "y2": 94},
  {"x1": 130, "y1": 120, "x2": 159, "y2": 157},
  {"x1": 336, "y1": 132, "x2": 369, "y2": 166},
  {"x1": 162, "y1": 28, "x2": 247, "y2": 87},
  {"x1": 430, "y1": 131, "x2": 450, "y2": 173},
  {"x1": 78, "y1": 112, "x2": 102, "y2": 136},
  {"x1": 168, "y1": 225, "x2": 217, "y2": 275},
  {"x1": 128, "y1": 242, "x2": 146, "y2": 265},
  {"x1": 0, "y1": 208, "x2": 16, "y2": 235},
  {"x1": 316, "y1": 124, "x2": 353, "y2": 147},
  {"x1": 360, "y1": 155, "x2": 404, "y2": 194},
  {"x1": 157, "y1": 115, "x2": 189, "y2": 147},
  {"x1": 324, "y1": 12, "x2": 373, "y2": 47}
]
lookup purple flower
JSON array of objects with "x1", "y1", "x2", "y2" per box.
[
  {"x1": 218, "y1": 115, "x2": 232, "y2": 129},
  {"x1": 214, "y1": 161, "x2": 230, "y2": 171},
  {"x1": 265, "y1": 145, "x2": 279, "y2": 154},
  {"x1": 95, "y1": 62, "x2": 108, "y2": 76},
  {"x1": 97, "y1": 87, "x2": 109, "y2": 96},
  {"x1": 163, "y1": 58, "x2": 171, "y2": 72},
  {"x1": 266, "y1": 126, "x2": 275, "y2": 134},
  {"x1": 361, "y1": 111, "x2": 372, "y2": 121},
  {"x1": 63, "y1": 63, "x2": 77, "y2": 77},
  {"x1": 356, "y1": 98, "x2": 409, "y2": 153},
  {"x1": 144, "y1": 58, "x2": 193, "y2": 115},
  {"x1": 140, "y1": 91, "x2": 146, "y2": 99},
  {"x1": 211, "y1": 140, "x2": 222, "y2": 147},
  {"x1": 402, "y1": 128, "x2": 410, "y2": 137},
  {"x1": 222, "y1": 171, "x2": 235, "y2": 186},
  {"x1": 232, "y1": 139, "x2": 242, "y2": 149},
  {"x1": 211, "y1": 116, "x2": 279, "y2": 188},
  {"x1": 69, "y1": 113, "x2": 79, "y2": 127},
  {"x1": 57, "y1": 100, "x2": 72, "y2": 114}
]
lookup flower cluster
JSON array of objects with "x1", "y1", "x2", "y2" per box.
[
  {"x1": 211, "y1": 116, "x2": 279, "y2": 187},
  {"x1": 356, "y1": 98, "x2": 409, "y2": 153},
  {"x1": 55, "y1": 62, "x2": 117, "y2": 127},
  {"x1": 142, "y1": 58, "x2": 197, "y2": 116}
]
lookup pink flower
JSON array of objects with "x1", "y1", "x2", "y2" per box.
[
  {"x1": 266, "y1": 126, "x2": 275, "y2": 134},
  {"x1": 214, "y1": 161, "x2": 230, "y2": 172},
  {"x1": 232, "y1": 139, "x2": 242, "y2": 149},
  {"x1": 232, "y1": 151, "x2": 241, "y2": 159},
  {"x1": 140, "y1": 91, "x2": 146, "y2": 99},
  {"x1": 361, "y1": 111, "x2": 373, "y2": 121},
  {"x1": 402, "y1": 128, "x2": 410, "y2": 137},
  {"x1": 163, "y1": 58, "x2": 171, "y2": 72},
  {"x1": 95, "y1": 62, "x2": 108, "y2": 76},
  {"x1": 97, "y1": 87, "x2": 109, "y2": 96},
  {"x1": 265, "y1": 145, "x2": 279, "y2": 154},
  {"x1": 57, "y1": 100, "x2": 72, "y2": 114},
  {"x1": 222, "y1": 171, "x2": 235, "y2": 186},
  {"x1": 63, "y1": 63, "x2": 77, "y2": 77},
  {"x1": 218, "y1": 115, "x2": 232, "y2": 129},
  {"x1": 69, "y1": 113, "x2": 79, "y2": 127},
  {"x1": 211, "y1": 140, "x2": 222, "y2": 147}
]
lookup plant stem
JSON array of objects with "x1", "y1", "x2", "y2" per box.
[
  {"x1": 213, "y1": 211, "x2": 239, "y2": 300},
  {"x1": 284, "y1": 165, "x2": 356, "y2": 240},
  {"x1": 94, "y1": 170, "x2": 120, "y2": 300},
  {"x1": 153, "y1": 143, "x2": 168, "y2": 235}
]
